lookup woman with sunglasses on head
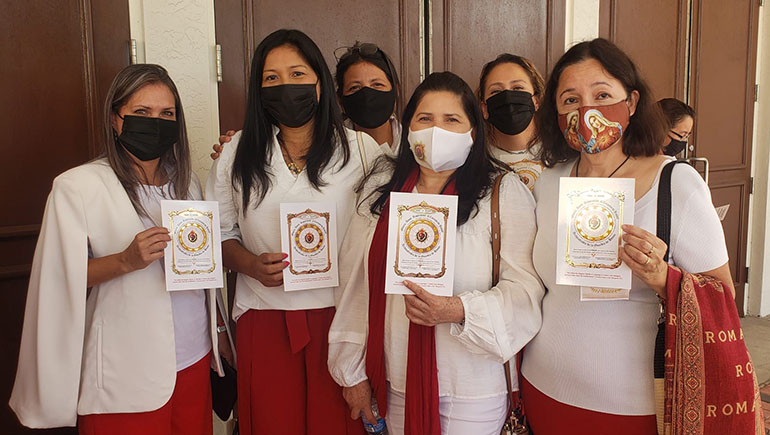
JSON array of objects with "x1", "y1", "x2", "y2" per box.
[
  {"x1": 328, "y1": 71, "x2": 544, "y2": 435},
  {"x1": 658, "y1": 97, "x2": 695, "y2": 157},
  {"x1": 335, "y1": 42, "x2": 402, "y2": 157},
  {"x1": 10, "y1": 64, "x2": 230, "y2": 435},
  {"x1": 521, "y1": 38, "x2": 759, "y2": 434},
  {"x1": 207, "y1": 29, "x2": 379, "y2": 435},
  {"x1": 478, "y1": 54, "x2": 546, "y2": 190}
]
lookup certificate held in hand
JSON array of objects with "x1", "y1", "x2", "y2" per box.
[
  {"x1": 280, "y1": 202, "x2": 339, "y2": 291},
  {"x1": 385, "y1": 192, "x2": 458, "y2": 296}
]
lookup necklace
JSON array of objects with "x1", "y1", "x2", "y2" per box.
[
  {"x1": 575, "y1": 154, "x2": 630, "y2": 178},
  {"x1": 277, "y1": 134, "x2": 304, "y2": 176}
]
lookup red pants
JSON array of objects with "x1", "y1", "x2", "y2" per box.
[
  {"x1": 78, "y1": 353, "x2": 212, "y2": 435},
  {"x1": 520, "y1": 375, "x2": 657, "y2": 435},
  {"x1": 236, "y1": 308, "x2": 364, "y2": 435}
]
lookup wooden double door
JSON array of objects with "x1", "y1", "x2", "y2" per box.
[
  {"x1": 214, "y1": 0, "x2": 567, "y2": 132},
  {"x1": 601, "y1": 0, "x2": 759, "y2": 314}
]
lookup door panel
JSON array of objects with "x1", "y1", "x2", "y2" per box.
[
  {"x1": 0, "y1": 0, "x2": 129, "y2": 433},
  {"x1": 431, "y1": 0, "x2": 565, "y2": 91}
]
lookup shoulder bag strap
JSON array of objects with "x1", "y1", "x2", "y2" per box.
[{"x1": 356, "y1": 130, "x2": 369, "y2": 175}]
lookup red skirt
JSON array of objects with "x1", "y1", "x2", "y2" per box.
[
  {"x1": 236, "y1": 308, "x2": 364, "y2": 435},
  {"x1": 78, "y1": 352, "x2": 212, "y2": 435},
  {"x1": 520, "y1": 375, "x2": 657, "y2": 435}
]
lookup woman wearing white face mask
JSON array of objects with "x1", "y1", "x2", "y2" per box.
[{"x1": 328, "y1": 72, "x2": 544, "y2": 435}]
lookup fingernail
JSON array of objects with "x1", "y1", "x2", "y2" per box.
[
  {"x1": 282, "y1": 253, "x2": 289, "y2": 259},
  {"x1": 283, "y1": 261, "x2": 289, "y2": 266}
]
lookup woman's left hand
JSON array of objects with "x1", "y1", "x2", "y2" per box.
[
  {"x1": 218, "y1": 329, "x2": 235, "y2": 367},
  {"x1": 402, "y1": 280, "x2": 465, "y2": 326},
  {"x1": 620, "y1": 224, "x2": 669, "y2": 298}
]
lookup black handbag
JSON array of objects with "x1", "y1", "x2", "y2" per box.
[{"x1": 211, "y1": 356, "x2": 237, "y2": 421}]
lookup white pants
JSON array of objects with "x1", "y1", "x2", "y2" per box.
[{"x1": 386, "y1": 386, "x2": 508, "y2": 435}]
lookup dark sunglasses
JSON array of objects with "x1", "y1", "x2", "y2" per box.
[
  {"x1": 334, "y1": 42, "x2": 382, "y2": 62},
  {"x1": 670, "y1": 130, "x2": 691, "y2": 140}
]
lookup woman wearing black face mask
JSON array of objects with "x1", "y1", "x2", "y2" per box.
[
  {"x1": 335, "y1": 42, "x2": 402, "y2": 156},
  {"x1": 11, "y1": 64, "x2": 232, "y2": 434},
  {"x1": 478, "y1": 54, "x2": 546, "y2": 190},
  {"x1": 206, "y1": 29, "x2": 379, "y2": 435},
  {"x1": 658, "y1": 97, "x2": 695, "y2": 157}
]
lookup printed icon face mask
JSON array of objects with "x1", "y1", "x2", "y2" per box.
[{"x1": 557, "y1": 100, "x2": 630, "y2": 154}]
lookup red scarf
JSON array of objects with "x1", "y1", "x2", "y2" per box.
[
  {"x1": 366, "y1": 168, "x2": 452, "y2": 435},
  {"x1": 660, "y1": 265, "x2": 764, "y2": 435}
]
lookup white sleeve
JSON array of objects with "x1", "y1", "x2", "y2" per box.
[
  {"x1": 328, "y1": 210, "x2": 377, "y2": 387},
  {"x1": 205, "y1": 131, "x2": 242, "y2": 242},
  {"x1": 449, "y1": 173, "x2": 545, "y2": 363},
  {"x1": 668, "y1": 164, "x2": 729, "y2": 273},
  {"x1": 10, "y1": 174, "x2": 89, "y2": 428}
]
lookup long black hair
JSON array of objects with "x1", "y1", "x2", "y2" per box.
[
  {"x1": 232, "y1": 29, "x2": 350, "y2": 211},
  {"x1": 367, "y1": 72, "x2": 498, "y2": 225},
  {"x1": 535, "y1": 38, "x2": 667, "y2": 167}
]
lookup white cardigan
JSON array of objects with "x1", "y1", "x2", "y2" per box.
[
  {"x1": 328, "y1": 171, "x2": 545, "y2": 399},
  {"x1": 10, "y1": 159, "x2": 223, "y2": 428}
]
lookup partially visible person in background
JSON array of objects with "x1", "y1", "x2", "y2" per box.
[
  {"x1": 658, "y1": 97, "x2": 695, "y2": 157},
  {"x1": 335, "y1": 41, "x2": 402, "y2": 157},
  {"x1": 477, "y1": 53, "x2": 546, "y2": 190}
]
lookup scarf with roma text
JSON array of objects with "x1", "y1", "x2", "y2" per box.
[
  {"x1": 655, "y1": 265, "x2": 764, "y2": 435},
  {"x1": 366, "y1": 167, "x2": 455, "y2": 435}
]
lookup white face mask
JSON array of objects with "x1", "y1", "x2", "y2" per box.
[{"x1": 407, "y1": 126, "x2": 474, "y2": 172}]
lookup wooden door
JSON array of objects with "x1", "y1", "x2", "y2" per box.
[
  {"x1": 600, "y1": 0, "x2": 759, "y2": 313},
  {"x1": 430, "y1": 0, "x2": 566, "y2": 91},
  {"x1": 214, "y1": 0, "x2": 423, "y2": 132},
  {"x1": 0, "y1": 1, "x2": 130, "y2": 433},
  {"x1": 687, "y1": 0, "x2": 759, "y2": 314}
]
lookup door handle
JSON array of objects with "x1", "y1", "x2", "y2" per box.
[{"x1": 684, "y1": 156, "x2": 709, "y2": 185}]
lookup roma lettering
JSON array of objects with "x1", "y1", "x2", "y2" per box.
[{"x1": 704, "y1": 328, "x2": 741, "y2": 344}]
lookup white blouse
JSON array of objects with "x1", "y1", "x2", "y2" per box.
[
  {"x1": 328, "y1": 172, "x2": 544, "y2": 399},
  {"x1": 207, "y1": 127, "x2": 381, "y2": 319},
  {"x1": 488, "y1": 142, "x2": 545, "y2": 191},
  {"x1": 522, "y1": 158, "x2": 729, "y2": 415}
]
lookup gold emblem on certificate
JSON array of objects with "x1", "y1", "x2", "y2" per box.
[
  {"x1": 556, "y1": 177, "x2": 635, "y2": 292},
  {"x1": 161, "y1": 200, "x2": 224, "y2": 291},
  {"x1": 280, "y1": 202, "x2": 339, "y2": 291},
  {"x1": 385, "y1": 192, "x2": 458, "y2": 296}
]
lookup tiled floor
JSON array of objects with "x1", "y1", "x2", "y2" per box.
[{"x1": 742, "y1": 316, "x2": 770, "y2": 433}]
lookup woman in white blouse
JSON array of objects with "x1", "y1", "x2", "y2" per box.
[
  {"x1": 328, "y1": 71, "x2": 544, "y2": 435},
  {"x1": 207, "y1": 29, "x2": 379, "y2": 435},
  {"x1": 10, "y1": 64, "x2": 227, "y2": 434},
  {"x1": 522, "y1": 38, "x2": 734, "y2": 434}
]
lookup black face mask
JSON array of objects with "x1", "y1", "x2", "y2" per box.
[
  {"x1": 664, "y1": 138, "x2": 687, "y2": 156},
  {"x1": 341, "y1": 87, "x2": 396, "y2": 129},
  {"x1": 485, "y1": 90, "x2": 535, "y2": 136},
  {"x1": 117, "y1": 115, "x2": 178, "y2": 161},
  {"x1": 260, "y1": 83, "x2": 318, "y2": 128}
]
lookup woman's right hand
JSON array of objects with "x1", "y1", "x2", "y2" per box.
[
  {"x1": 250, "y1": 252, "x2": 289, "y2": 287},
  {"x1": 342, "y1": 379, "x2": 376, "y2": 423},
  {"x1": 119, "y1": 227, "x2": 171, "y2": 272},
  {"x1": 210, "y1": 130, "x2": 236, "y2": 160}
]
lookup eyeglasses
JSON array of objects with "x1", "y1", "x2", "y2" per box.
[
  {"x1": 334, "y1": 42, "x2": 382, "y2": 62},
  {"x1": 670, "y1": 130, "x2": 691, "y2": 140}
]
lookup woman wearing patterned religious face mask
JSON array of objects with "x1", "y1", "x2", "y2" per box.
[
  {"x1": 523, "y1": 38, "x2": 760, "y2": 434},
  {"x1": 335, "y1": 42, "x2": 402, "y2": 157},
  {"x1": 11, "y1": 64, "x2": 231, "y2": 435},
  {"x1": 478, "y1": 54, "x2": 546, "y2": 190},
  {"x1": 206, "y1": 29, "x2": 380, "y2": 435},
  {"x1": 658, "y1": 97, "x2": 695, "y2": 157},
  {"x1": 328, "y1": 71, "x2": 544, "y2": 435}
]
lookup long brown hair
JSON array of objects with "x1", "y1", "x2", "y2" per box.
[{"x1": 102, "y1": 64, "x2": 191, "y2": 217}]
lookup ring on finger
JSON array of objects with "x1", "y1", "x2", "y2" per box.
[{"x1": 644, "y1": 255, "x2": 651, "y2": 265}]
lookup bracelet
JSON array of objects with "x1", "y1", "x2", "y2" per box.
[{"x1": 216, "y1": 324, "x2": 227, "y2": 334}]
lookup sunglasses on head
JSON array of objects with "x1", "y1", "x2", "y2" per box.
[{"x1": 334, "y1": 42, "x2": 382, "y2": 62}]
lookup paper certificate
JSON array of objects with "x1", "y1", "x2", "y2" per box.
[
  {"x1": 161, "y1": 200, "x2": 224, "y2": 291},
  {"x1": 556, "y1": 177, "x2": 635, "y2": 291},
  {"x1": 280, "y1": 202, "x2": 339, "y2": 291},
  {"x1": 385, "y1": 192, "x2": 458, "y2": 296}
]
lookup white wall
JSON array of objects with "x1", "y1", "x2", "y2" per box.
[
  {"x1": 747, "y1": 2, "x2": 770, "y2": 317},
  {"x1": 127, "y1": 0, "x2": 220, "y2": 186},
  {"x1": 565, "y1": 0, "x2": 600, "y2": 48}
]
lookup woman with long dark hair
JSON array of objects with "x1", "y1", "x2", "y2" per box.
[
  {"x1": 328, "y1": 71, "x2": 544, "y2": 435},
  {"x1": 11, "y1": 64, "x2": 229, "y2": 435},
  {"x1": 207, "y1": 29, "x2": 379, "y2": 434}
]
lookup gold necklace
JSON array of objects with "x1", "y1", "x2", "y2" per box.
[{"x1": 277, "y1": 134, "x2": 304, "y2": 176}]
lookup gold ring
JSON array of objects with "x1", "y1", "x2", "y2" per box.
[{"x1": 644, "y1": 255, "x2": 651, "y2": 265}]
